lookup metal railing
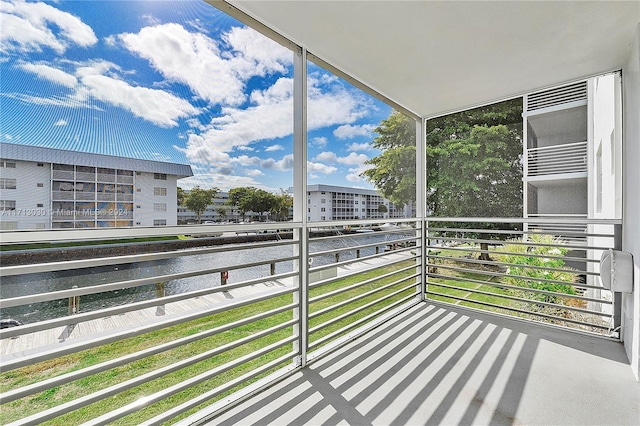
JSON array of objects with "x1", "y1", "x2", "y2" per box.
[
  {"x1": 0, "y1": 220, "x2": 423, "y2": 425},
  {"x1": 425, "y1": 217, "x2": 621, "y2": 335},
  {"x1": 526, "y1": 141, "x2": 588, "y2": 177}
]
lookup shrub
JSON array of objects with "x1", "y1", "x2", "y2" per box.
[{"x1": 499, "y1": 233, "x2": 576, "y2": 304}]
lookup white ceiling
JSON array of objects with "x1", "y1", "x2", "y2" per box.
[{"x1": 225, "y1": 0, "x2": 639, "y2": 118}]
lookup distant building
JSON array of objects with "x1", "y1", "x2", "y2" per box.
[
  {"x1": 0, "y1": 143, "x2": 192, "y2": 230},
  {"x1": 177, "y1": 191, "x2": 242, "y2": 224},
  {"x1": 304, "y1": 184, "x2": 412, "y2": 221}
]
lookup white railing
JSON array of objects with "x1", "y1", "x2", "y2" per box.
[
  {"x1": 0, "y1": 220, "x2": 422, "y2": 425},
  {"x1": 0, "y1": 217, "x2": 622, "y2": 424},
  {"x1": 425, "y1": 217, "x2": 621, "y2": 335},
  {"x1": 527, "y1": 141, "x2": 588, "y2": 177}
]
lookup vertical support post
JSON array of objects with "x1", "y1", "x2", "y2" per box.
[
  {"x1": 335, "y1": 253, "x2": 340, "y2": 263},
  {"x1": 270, "y1": 263, "x2": 276, "y2": 276},
  {"x1": 416, "y1": 117, "x2": 427, "y2": 302},
  {"x1": 68, "y1": 285, "x2": 79, "y2": 315},
  {"x1": 155, "y1": 282, "x2": 166, "y2": 316},
  {"x1": 614, "y1": 223, "x2": 622, "y2": 333},
  {"x1": 356, "y1": 249, "x2": 360, "y2": 258},
  {"x1": 292, "y1": 46, "x2": 308, "y2": 368}
]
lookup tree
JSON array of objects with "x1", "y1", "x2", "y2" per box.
[
  {"x1": 227, "y1": 187, "x2": 252, "y2": 222},
  {"x1": 378, "y1": 204, "x2": 388, "y2": 213},
  {"x1": 362, "y1": 111, "x2": 416, "y2": 207},
  {"x1": 182, "y1": 186, "x2": 219, "y2": 224},
  {"x1": 362, "y1": 100, "x2": 523, "y2": 260},
  {"x1": 271, "y1": 191, "x2": 293, "y2": 221},
  {"x1": 177, "y1": 187, "x2": 185, "y2": 206}
]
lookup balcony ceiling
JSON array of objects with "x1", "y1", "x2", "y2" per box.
[{"x1": 224, "y1": 0, "x2": 639, "y2": 118}]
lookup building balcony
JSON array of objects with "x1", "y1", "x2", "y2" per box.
[
  {"x1": 525, "y1": 141, "x2": 588, "y2": 181},
  {"x1": 0, "y1": 218, "x2": 636, "y2": 425}
]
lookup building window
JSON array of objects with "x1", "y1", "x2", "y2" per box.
[
  {"x1": 0, "y1": 160, "x2": 16, "y2": 168},
  {"x1": 308, "y1": 208, "x2": 311, "y2": 212},
  {"x1": 320, "y1": 216, "x2": 326, "y2": 221},
  {"x1": 37, "y1": 183, "x2": 44, "y2": 188},
  {"x1": 153, "y1": 219, "x2": 167, "y2": 226},
  {"x1": 0, "y1": 178, "x2": 17, "y2": 189},
  {"x1": 37, "y1": 163, "x2": 44, "y2": 167},
  {"x1": 321, "y1": 191, "x2": 325, "y2": 194},
  {"x1": 0, "y1": 200, "x2": 16, "y2": 210},
  {"x1": 36, "y1": 203, "x2": 43, "y2": 208},
  {"x1": 321, "y1": 199, "x2": 325, "y2": 203},
  {"x1": 36, "y1": 223, "x2": 46, "y2": 229},
  {"x1": 355, "y1": 201, "x2": 358, "y2": 204},
  {"x1": 154, "y1": 203, "x2": 167, "y2": 212},
  {"x1": 0, "y1": 221, "x2": 18, "y2": 230},
  {"x1": 154, "y1": 173, "x2": 167, "y2": 180},
  {"x1": 136, "y1": 205, "x2": 141, "y2": 209},
  {"x1": 154, "y1": 187, "x2": 167, "y2": 196},
  {"x1": 321, "y1": 207, "x2": 325, "y2": 212}
]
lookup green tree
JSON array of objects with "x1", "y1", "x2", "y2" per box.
[
  {"x1": 378, "y1": 204, "x2": 388, "y2": 214},
  {"x1": 228, "y1": 187, "x2": 255, "y2": 222},
  {"x1": 182, "y1": 186, "x2": 219, "y2": 224},
  {"x1": 271, "y1": 191, "x2": 293, "y2": 221},
  {"x1": 177, "y1": 187, "x2": 185, "y2": 206},
  {"x1": 362, "y1": 111, "x2": 416, "y2": 207},
  {"x1": 363, "y1": 100, "x2": 523, "y2": 260}
]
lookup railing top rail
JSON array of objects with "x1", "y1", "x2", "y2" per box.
[
  {"x1": 425, "y1": 217, "x2": 622, "y2": 225},
  {"x1": 307, "y1": 218, "x2": 420, "y2": 228},
  {"x1": 527, "y1": 141, "x2": 588, "y2": 151},
  {"x1": 0, "y1": 222, "x2": 302, "y2": 244}
]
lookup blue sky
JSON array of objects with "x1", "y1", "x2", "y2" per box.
[{"x1": 0, "y1": 0, "x2": 392, "y2": 191}]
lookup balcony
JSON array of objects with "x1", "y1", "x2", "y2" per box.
[
  {"x1": 0, "y1": 218, "x2": 637, "y2": 425},
  {"x1": 525, "y1": 141, "x2": 588, "y2": 179}
]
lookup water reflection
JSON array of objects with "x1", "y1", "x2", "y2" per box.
[{"x1": 2, "y1": 233, "x2": 414, "y2": 323}]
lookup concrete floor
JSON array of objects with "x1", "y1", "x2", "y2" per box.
[{"x1": 200, "y1": 302, "x2": 639, "y2": 425}]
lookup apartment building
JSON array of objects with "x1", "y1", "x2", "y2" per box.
[
  {"x1": 306, "y1": 184, "x2": 411, "y2": 222},
  {"x1": 0, "y1": 143, "x2": 192, "y2": 230}
]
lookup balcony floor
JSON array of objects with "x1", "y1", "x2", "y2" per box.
[{"x1": 202, "y1": 302, "x2": 639, "y2": 425}]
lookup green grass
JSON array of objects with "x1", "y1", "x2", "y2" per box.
[{"x1": 0, "y1": 259, "x2": 418, "y2": 425}]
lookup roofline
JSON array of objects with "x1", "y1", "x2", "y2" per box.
[{"x1": 0, "y1": 143, "x2": 193, "y2": 178}]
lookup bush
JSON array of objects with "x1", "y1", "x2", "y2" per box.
[{"x1": 499, "y1": 233, "x2": 576, "y2": 304}]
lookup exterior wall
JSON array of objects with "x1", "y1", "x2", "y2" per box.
[
  {"x1": 304, "y1": 184, "x2": 411, "y2": 222},
  {"x1": 134, "y1": 172, "x2": 179, "y2": 227},
  {"x1": 0, "y1": 146, "x2": 190, "y2": 229},
  {"x1": 0, "y1": 160, "x2": 50, "y2": 229},
  {"x1": 622, "y1": 23, "x2": 640, "y2": 380}
]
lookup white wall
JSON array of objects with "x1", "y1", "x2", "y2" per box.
[
  {"x1": 134, "y1": 172, "x2": 178, "y2": 226},
  {"x1": 0, "y1": 160, "x2": 50, "y2": 229},
  {"x1": 622, "y1": 23, "x2": 640, "y2": 380}
]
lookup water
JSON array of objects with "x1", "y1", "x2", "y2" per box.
[{"x1": 1, "y1": 232, "x2": 415, "y2": 324}]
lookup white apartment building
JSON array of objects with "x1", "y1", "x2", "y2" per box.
[
  {"x1": 305, "y1": 184, "x2": 411, "y2": 222},
  {"x1": 0, "y1": 143, "x2": 192, "y2": 230}
]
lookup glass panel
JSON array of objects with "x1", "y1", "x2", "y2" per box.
[
  {"x1": 1, "y1": 1, "x2": 294, "y2": 230},
  {"x1": 306, "y1": 61, "x2": 416, "y2": 222}
]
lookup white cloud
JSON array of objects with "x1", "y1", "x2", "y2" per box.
[
  {"x1": 261, "y1": 154, "x2": 294, "y2": 171},
  {"x1": 245, "y1": 169, "x2": 263, "y2": 177},
  {"x1": 16, "y1": 59, "x2": 198, "y2": 127},
  {"x1": 223, "y1": 26, "x2": 292, "y2": 80},
  {"x1": 333, "y1": 123, "x2": 375, "y2": 139},
  {"x1": 315, "y1": 151, "x2": 337, "y2": 163},
  {"x1": 307, "y1": 161, "x2": 337, "y2": 175},
  {"x1": 265, "y1": 144, "x2": 284, "y2": 152},
  {"x1": 17, "y1": 61, "x2": 77, "y2": 88},
  {"x1": 235, "y1": 146, "x2": 254, "y2": 151},
  {"x1": 180, "y1": 75, "x2": 374, "y2": 164},
  {"x1": 311, "y1": 136, "x2": 327, "y2": 147},
  {"x1": 0, "y1": 0, "x2": 97, "y2": 53},
  {"x1": 54, "y1": 119, "x2": 67, "y2": 126},
  {"x1": 337, "y1": 152, "x2": 369, "y2": 166},
  {"x1": 314, "y1": 151, "x2": 369, "y2": 166},
  {"x1": 348, "y1": 142, "x2": 371, "y2": 152},
  {"x1": 232, "y1": 155, "x2": 260, "y2": 166},
  {"x1": 118, "y1": 23, "x2": 292, "y2": 108},
  {"x1": 119, "y1": 23, "x2": 247, "y2": 106},
  {"x1": 346, "y1": 163, "x2": 374, "y2": 183}
]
